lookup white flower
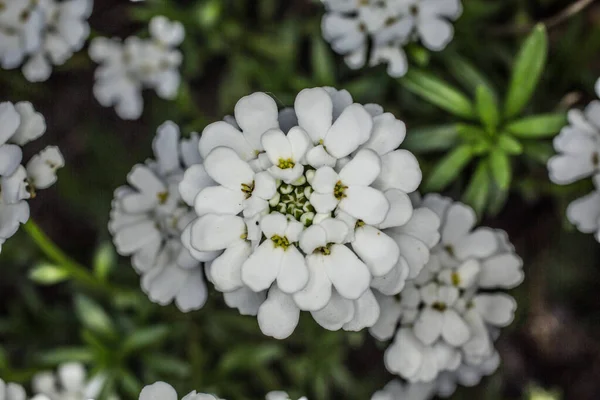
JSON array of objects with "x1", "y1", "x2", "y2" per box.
[
  {"x1": 321, "y1": 0, "x2": 462, "y2": 77},
  {"x1": 0, "y1": 0, "x2": 44, "y2": 69},
  {"x1": 109, "y1": 121, "x2": 212, "y2": 312},
  {"x1": 184, "y1": 87, "x2": 425, "y2": 339},
  {"x1": 89, "y1": 16, "x2": 184, "y2": 120},
  {"x1": 0, "y1": 101, "x2": 62, "y2": 254},
  {"x1": 32, "y1": 362, "x2": 106, "y2": 400},
  {"x1": 265, "y1": 392, "x2": 308, "y2": 400},
  {"x1": 0, "y1": 379, "x2": 27, "y2": 400},
  {"x1": 549, "y1": 88, "x2": 600, "y2": 242},
  {"x1": 435, "y1": 351, "x2": 500, "y2": 398},
  {"x1": 377, "y1": 194, "x2": 522, "y2": 383},
  {"x1": 370, "y1": 380, "x2": 434, "y2": 400},
  {"x1": 139, "y1": 382, "x2": 221, "y2": 400}
]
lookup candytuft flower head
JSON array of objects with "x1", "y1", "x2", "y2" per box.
[
  {"x1": 0, "y1": 0, "x2": 93, "y2": 82},
  {"x1": 31, "y1": 362, "x2": 107, "y2": 400},
  {"x1": 321, "y1": 0, "x2": 462, "y2": 77},
  {"x1": 374, "y1": 194, "x2": 523, "y2": 383},
  {"x1": 138, "y1": 382, "x2": 306, "y2": 400},
  {"x1": 549, "y1": 79, "x2": 600, "y2": 242},
  {"x1": 181, "y1": 87, "x2": 428, "y2": 339},
  {"x1": 89, "y1": 16, "x2": 184, "y2": 120},
  {"x1": 0, "y1": 101, "x2": 63, "y2": 253},
  {"x1": 109, "y1": 121, "x2": 211, "y2": 312}
]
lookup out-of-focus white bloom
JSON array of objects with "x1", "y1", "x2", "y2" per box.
[
  {"x1": 182, "y1": 87, "x2": 426, "y2": 339},
  {"x1": 374, "y1": 194, "x2": 522, "y2": 384},
  {"x1": 109, "y1": 121, "x2": 212, "y2": 312},
  {"x1": 0, "y1": 379, "x2": 27, "y2": 400},
  {"x1": 370, "y1": 380, "x2": 434, "y2": 400},
  {"x1": 435, "y1": 351, "x2": 500, "y2": 398},
  {"x1": 549, "y1": 83, "x2": 600, "y2": 242},
  {"x1": 266, "y1": 392, "x2": 308, "y2": 400},
  {"x1": 138, "y1": 382, "x2": 306, "y2": 400},
  {"x1": 31, "y1": 362, "x2": 106, "y2": 400},
  {"x1": 89, "y1": 16, "x2": 184, "y2": 120},
  {"x1": 0, "y1": 101, "x2": 62, "y2": 254},
  {"x1": 321, "y1": 0, "x2": 462, "y2": 77},
  {"x1": 0, "y1": 0, "x2": 93, "y2": 82}
]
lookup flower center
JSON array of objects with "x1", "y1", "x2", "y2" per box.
[
  {"x1": 272, "y1": 234, "x2": 290, "y2": 250},
  {"x1": 278, "y1": 158, "x2": 295, "y2": 169},
  {"x1": 451, "y1": 272, "x2": 461, "y2": 286},
  {"x1": 334, "y1": 181, "x2": 348, "y2": 200},
  {"x1": 269, "y1": 171, "x2": 316, "y2": 226},
  {"x1": 241, "y1": 181, "x2": 255, "y2": 199},
  {"x1": 157, "y1": 191, "x2": 169, "y2": 205},
  {"x1": 316, "y1": 243, "x2": 333, "y2": 255},
  {"x1": 432, "y1": 302, "x2": 447, "y2": 312}
]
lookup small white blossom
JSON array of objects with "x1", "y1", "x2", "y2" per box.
[
  {"x1": 89, "y1": 16, "x2": 184, "y2": 120},
  {"x1": 549, "y1": 82, "x2": 600, "y2": 241},
  {"x1": 31, "y1": 362, "x2": 106, "y2": 400},
  {"x1": 138, "y1": 382, "x2": 306, "y2": 400},
  {"x1": 0, "y1": 0, "x2": 44, "y2": 69},
  {"x1": 183, "y1": 87, "x2": 427, "y2": 339},
  {"x1": 435, "y1": 351, "x2": 500, "y2": 398},
  {"x1": 370, "y1": 380, "x2": 434, "y2": 400},
  {"x1": 376, "y1": 194, "x2": 522, "y2": 383},
  {"x1": 109, "y1": 121, "x2": 212, "y2": 312},
  {"x1": 0, "y1": 379, "x2": 27, "y2": 400},
  {"x1": 0, "y1": 101, "x2": 62, "y2": 254},
  {"x1": 321, "y1": 0, "x2": 462, "y2": 77},
  {"x1": 266, "y1": 392, "x2": 308, "y2": 400}
]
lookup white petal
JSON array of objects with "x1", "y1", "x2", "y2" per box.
[
  {"x1": 260, "y1": 212, "x2": 288, "y2": 238},
  {"x1": 324, "y1": 104, "x2": 373, "y2": 158},
  {"x1": 0, "y1": 145, "x2": 22, "y2": 176},
  {"x1": 180, "y1": 223, "x2": 221, "y2": 262},
  {"x1": 194, "y1": 186, "x2": 245, "y2": 216},
  {"x1": 306, "y1": 145, "x2": 337, "y2": 168},
  {"x1": 373, "y1": 150, "x2": 422, "y2": 192},
  {"x1": 442, "y1": 309, "x2": 471, "y2": 346},
  {"x1": 293, "y1": 253, "x2": 333, "y2": 311},
  {"x1": 199, "y1": 121, "x2": 255, "y2": 161},
  {"x1": 548, "y1": 153, "x2": 596, "y2": 184},
  {"x1": 567, "y1": 190, "x2": 600, "y2": 233},
  {"x1": 311, "y1": 166, "x2": 339, "y2": 193},
  {"x1": 139, "y1": 382, "x2": 179, "y2": 400},
  {"x1": 26, "y1": 146, "x2": 64, "y2": 189},
  {"x1": 370, "y1": 257, "x2": 410, "y2": 296},
  {"x1": 295, "y1": 87, "x2": 333, "y2": 143},
  {"x1": 285, "y1": 219, "x2": 305, "y2": 242},
  {"x1": 210, "y1": 240, "x2": 252, "y2": 292},
  {"x1": 362, "y1": 113, "x2": 406, "y2": 155},
  {"x1": 241, "y1": 240, "x2": 283, "y2": 292},
  {"x1": 288, "y1": 127, "x2": 311, "y2": 161},
  {"x1": 58, "y1": 362, "x2": 86, "y2": 392},
  {"x1": 378, "y1": 189, "x2": 413, "y2": 230},
  {"x1": 310, "y1": 192, "x2": 339, "y2": 214},
  {"x1": 311, "y1": 290, "x2": 354, "y2": 330},
  {"x1": 391, "y1": 207, "x2": 441, "y2": 248},
  {"x1": 473, "y1": 293, "x2": 517, "y2": 327},
  {"x1": 326, "y1": 244, "x2": 370, "y2": 300},
  {"x1": 299, "y1": 224, "x2": 327, "y2": 254},
  {"x1": 190, "y1": 214, "x2": 246, "y2": 252},
  {"x1": 384, "y1": 328, "x2": 424, "y2": 379},
  {"x1": 338, "y1": 148, "x2": 381, "y2": 186},
  {"x1": 113, "y1": 220, "x2": 161, "y2": 255},
  {"x1": 339, "y1": 186, "x2": 390, "y2": 225},
  {"x1": 369, "y1": 292, "x2": 402, "y2": 341},
  {"x1": 262, "y1": 129, "x2": 293, "y2": 165},
  {"x1": 253, "y1": 171, "x2": 277, "y2": 200},
  {"x1": 175, "y1": 269, "x2": 208, "y2": 312},
  {"x1": 223, "y1": 287, "x2": 266, "y2": 316},
  {"x1": 153, "y1": 121, "x2": 181, "y2": 174},
  {"x1": 179, "y1": 164, "x2": 215, "y2": 207},
  {"x1": 417, "y1": 17, "x2": 454, "y2": 51},
  {"x1": 149, "y1": 16, "x2": 185, "y2": 46},
  {"x1": 353, "y1": 226, "x2": 399, "y2": 276},
  {"x1": 11, "y1": 102, "x2": 45, "y2": 146},
  {"x1": 441, "y1": 202, "x2": 477, "y2": 246},
  {"x1": 127, "y1": 165, "x2": 166, "y2": 194},
  {"x1": 22, "y1": 53, "x2": 52, "y2": 82},
  {"x1": 319, "y1": 217, "x2": 349, "y2": 244},
  {"x1": 242, "y1": 196, "x2": 269, "y2": 218},
  {"x1": 234, "y1": 92, "x2": 279, "y2": 151},
  {"x1": 343, "y1": 289, "x2": 380, "y2": 331},
  {"x1": 204, "y1": 147, "x2": 254, "y2": 190},
  {"x1": 420, "y1": 0, "x2": 463, "y2": 18},
  {"x1": 0, "y1": 102, "x2": 21, "y2": 146},
  {"x1": 479, "y1": 253, "x2": 524, "y2": 289},
  {"x1": 277, "y1": 246, "x2": 309, "y2": 294},
  {"x1": 413, "y1": 308, "x2": 444, "y2": 345},
  {"x1": 453, "y1": 227, "x2": 498, "y2": 260},
  {"x1": 258, "y1": 285, "x2": 300, "y2": 339}
]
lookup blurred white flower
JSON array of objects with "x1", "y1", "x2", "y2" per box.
[
  {"x1": 109, "y1": 121, "x2": 212, "y2": 312},
  {"x1": 138, "y1": 382, "x2": 306, "y2": 400},
  {"x1": 375, "y1": 194, "x2": 522, "y2": 384},
  {"x1": 370, "y1": 380, "x2": 434, "y2": 400},
  {"x1": 32, "y1": 362, "x2": 106, "y2": 400},
  {"x1": 0, "y1": 101, "x2": 62, "y2": 254},
  {"x1": 0, "y1": 0, "x2": 44, "y2": 69},
  {"x1": 435, "y1": 351, "x2": 500, "y2": 398},
  {"x1": 549, "y1": 87, "x2": 600, "y2": 242},
  {"x1": 266, "y1": 392, "x2": 308, "y2": 400},
  {"x1": 321, "y1": 0, "x2": 462, "y2": 77},
  {"x1": 0, "y1": 379, "x2": 27, "y2": 400},
  {"x1": 89, "y1": 16, "x2": 184, "y2": 120},
  {"x1": 182, "y1": 87, "x2": 426, "y2": 339}
]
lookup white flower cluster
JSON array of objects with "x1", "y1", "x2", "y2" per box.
[
  {"x1": 109, "y1": 121, "x2": 208, "y2": 312},
  {"x1": 548, "y1": 78, "x2": 600, "y2": 242},
  {"x1": 139, "y1": 382, "x2": 307, "y2": 400},
  {"x1": 0, "y1": 379, "x2": 27, "y2": 400},
  {"x1": 0, "y1": 0, "x2": 93, "y2": 82},
  {"x1": 89, "y1": 16, "x2": 184, "y2": 120},
  {"x1": 0, "y1": 101, "x2": 64, "y2": 253},
  {"x1": 370, "y1": 194, "x2": 523, "y2": 389},
  {"x1": 321, "y1": 0, "x2": 462, "y2": 77},
  {"x1": 31, "y1": 362, "x2": 108, "y2": 400},
  {"x1": 179, "y1": 87, "x2": 428, "y2": 339}
]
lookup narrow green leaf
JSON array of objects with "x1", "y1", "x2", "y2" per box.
[
  {"x1": 497, "y1": 133, "x2": 523, "y2": 154},
  {"x1": 403, "y1": 124, "x2": 459, "y2": 153},
  {"x1": 75, "y1": 295, "x2": 116, "y2": 338},
  {"x1": 489, "y1": 150, "x2": 512, "y2": 189},
  {"x1": 29, "y1": 263, "x2": 70, "y2": 285},
  {"x1": 506, "y1": 112, "x2": 567, "y2": 138},
  {"x1": 93, "y1": 243, "x2": 116, "y2": 281},
  {"x1": 463, "y1": 161, "x2": 491, "y2": 218},
  {"x1": 122, "y1": 326, "x2": 170, "y2": 354},
  {"x1": 522, "y1": 142, "x2": 555, "y2": 164},
  {"x1": 400, "y1": 69, "x2": 476, "y2": 119},
  {"x1": 145, "y1": 354, "x2": 191, "y2": 378},
  {"x1": 504, "y1": 24, "x2": 549, "y2": 118},
  {"x1": 424, "y1": 145, "x2": 474, "y2": 191},
  {"x1": 476, "y1": 84, "x2": 500, "y2": 132},
  {"x1": 38, "y1": 347, "x2": 95, "y2": 365},
  {"x1": 445, "y1": 55, "x2": 496, "y2": 96},
  {"x1": 312, "y1": 35, "x2": 336, "y2": 85},
  {"x1": 119, "y1": 369, "x2": 143, "y2": 399}
]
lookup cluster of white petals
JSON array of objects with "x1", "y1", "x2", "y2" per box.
[
  {"x1": 321, "y1": 0, "x2": 462, "y2": 77},
  {"x1": 109, "y1": 121, "x2": 208, "y2": 312},
  {"x1": 548, "y1": 78, "x2": 600, "y2": 242},
  {"x1": 89, "y1": 16, "x2": 184, "y2": 120},
  {"x1": 0, "y1": 379, "x2": 27, "y2": 400},
  {"x1": 371, "y1": 380, "x2": 434, "y2": 400},
  {"x1": 139, "y1": 382, "x2": 307, "y2": 400},
  {"x1": 371, "y1": 194, "x2": 523, "y2": 386},
  {"x1": 0, "y1": 0, "x2": 93, "y2": 82},
  {"x1": 180, "y1": 87, "x2": 427, "y2": 339},
  {"x1": 0, "y1": 101, "x2": 64, "y2": 253},
  {"x1": 31, "y1": 362, "x2": 108, "y2": 400}
]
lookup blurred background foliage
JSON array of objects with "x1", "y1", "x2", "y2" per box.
[{"x1": 2, "y1": 0, "x2": 600, "y2": 399}]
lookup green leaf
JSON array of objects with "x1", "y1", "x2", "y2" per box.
[
  {"x1": 29, "y1": 263, "x2": 70, "y2": 285},
  {"x1": 145, "y1": 354, "x2": 191, "y2": 378},
  {"x1": 522, "y1": 142, "x2": 555, "y2": 164},
  {"x1": 424, "y1": 145, "x2": 474, "y2": 191},
  {"x1": 498, "y1": 133, "x2": 523, "y2": 155},
  {"x1": 489, "y1": 150, "x2": 512, "y2": 189},
  {"x1": 476, "y1": 84, "x2": 500, "y2": 132},
  {"x1": 463, "y1": 160, "x2": 491, "y2": 217},
  {"x1": 75, "y1": 295, "x2": 117, "y2": 338},
  {"x1": 122, "y1": 326, "x2": 170, "y2": 354},
  {"x1": 506, "y1": 112, "x2": 567, "y2": 138},
  {"x1": 504, "y1": 24, "x2": 549, "y2": 118},
  {"x1": 312, "y1": 35, "x2": 336, "y2": 85},
  {"x1": 403, "y1": 124, "x2": 459, "y2": 153},
  {"x1": 93, "y1": 243, "x2": 116, "y2": 281},
  {"x1": 400, "y1": 69, "x2": 476, "y2": 119},
  {"x1": 38, "y1": 347, "x2": 95, "y2": 365},
  {"x1": 445, "y1": 55, "x2": 496, "y2": 96}
]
